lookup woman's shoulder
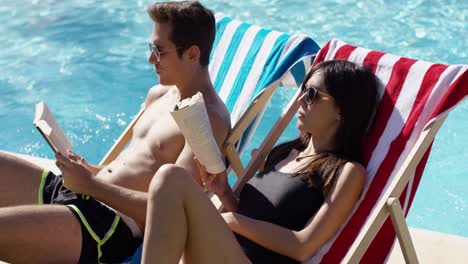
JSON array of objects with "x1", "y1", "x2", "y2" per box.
[
  {"x1": 324, "y1": 160, "x2": 366, "y2": 202},
  {"x1": 336, "y1": 161, "x2": 366, "y2": 188},
  {"x1": 343, "y1": 161, "x2": 366, "y2": 177}
]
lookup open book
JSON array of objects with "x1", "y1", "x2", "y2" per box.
[
  {"x1": 170, "y1": 92, "x2": 226, "y2": 174},
  {"x1": 33, "y1": 101, "x2": 72, "y2": 157}
]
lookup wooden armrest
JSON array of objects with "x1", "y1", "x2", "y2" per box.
[{"x1": 223, "y1": 85, "x2": 277, "y2": 146}]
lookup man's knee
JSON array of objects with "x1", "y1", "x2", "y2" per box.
[
  {"x1": 149, "y1": 164, "x2": 190, "y2": 194},
  {"x1": 0, "y1": 151, "x2": 15, "y2": 167},
  {"x1": 0, "y1": 152, "x2": 45, "y2": 206},
  {"x1": 0, "y1": 151, "x2": 40, "y2": 173}
]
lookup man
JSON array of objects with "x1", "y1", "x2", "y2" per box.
[{"x1": 0, "y1": 1, "x2": 233, "y2": 263}]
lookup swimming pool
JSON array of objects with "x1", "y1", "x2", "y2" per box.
[{"x1": 0, "y1": 1, "x2": 466, "y2": 237}]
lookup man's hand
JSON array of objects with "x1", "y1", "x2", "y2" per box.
[
  {"x1": 67, "y1": 150, "x2": 101, "y2": 176},
  {"x1": 55, "y1": 151, "x2": 94, "y2": 194},
  {"x1": 195, "y1": 158, "x2": 229, "y2": 196}
]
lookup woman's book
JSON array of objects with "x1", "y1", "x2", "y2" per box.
[
  {"x1": 170, "y1": 92, "x2": 226, "y2": 174},
  {"x1": 33, "y1": 101, "x2": 72, "y2": 157}
]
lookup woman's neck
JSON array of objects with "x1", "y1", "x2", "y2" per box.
[
  {"x1": 276, "y1": 134, "x2": 337, "y2": 173},
  {"x1": 300, "y1": 133, "x2": 336, "y2": 157}
]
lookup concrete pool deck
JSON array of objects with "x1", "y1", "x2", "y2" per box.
[
  {"x1": 387, "y1": 227, "x2": 468, "y2": 263},
  {"x1": 0, "y1": 227, "x2": 467, "y2": 263}
]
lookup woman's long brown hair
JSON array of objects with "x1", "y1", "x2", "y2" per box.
[{"x1": 263, "y1": 60, "x2": 379, "y2": 196}]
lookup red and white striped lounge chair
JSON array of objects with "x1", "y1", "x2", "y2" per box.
[{"x1": 233, "y1": 38, "x2": 467, "y2": 263}]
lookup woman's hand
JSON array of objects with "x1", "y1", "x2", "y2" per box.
[
  {"x1": 55, "y1": 151, "x2": 94, "y2": 194},
  {"x1": 194, "y1": 158, "x2": 229, "y2": 196}
]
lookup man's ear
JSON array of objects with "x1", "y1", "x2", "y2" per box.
[{"x1": 185, "y1": 45, "x2": 200, "y2": 64}]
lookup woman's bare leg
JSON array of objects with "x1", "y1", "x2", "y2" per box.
[{"x1": 142, "y1": 164, "x2": 250, "y2": 264}]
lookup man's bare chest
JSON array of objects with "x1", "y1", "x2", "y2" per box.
[{"x1": 132, "y1": 96, "x2": 185, "y2": 159}]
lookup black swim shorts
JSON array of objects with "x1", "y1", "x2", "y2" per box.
[{"x1": 38, "y1": 170, "x2": 142, "y2": 264}]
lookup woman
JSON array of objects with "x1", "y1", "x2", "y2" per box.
[{"x1": 141, "y1": 60, "x2": 379, "y2": 263}]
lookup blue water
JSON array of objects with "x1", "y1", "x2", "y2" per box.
[{"x1": 0, "y1": 1, "x2": 466, "y2": 237}]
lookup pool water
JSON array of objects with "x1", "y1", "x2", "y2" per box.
[{"x1": 0, "y1": 1, "x2": 466, "y2": 237}]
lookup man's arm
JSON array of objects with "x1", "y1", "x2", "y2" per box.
[
  {"x1": 84, "y1": 177, "x2": 149, "y2": 229},
  {"x1": 66, "y1": 151, "x2": 103, "y2": 176},
  {"x1": 53, "y1": 85, "x2": 168, "y2": 229},
  {"x1": 55, "y1": 153, "x2": 149, "y2": 229}
]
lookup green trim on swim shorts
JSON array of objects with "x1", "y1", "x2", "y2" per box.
[
  {"x1": 37, "y1": 169, "x2": 49, "y2": 205},
  {"x1": 66, "y1": 204, "x2": 121, "y2": 264},
  {"x1": 98, "y1": 214, "x2": 120, "y2": 263}
]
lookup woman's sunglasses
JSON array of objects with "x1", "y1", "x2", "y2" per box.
[
  {"x1": 300, "y1": 85, "x2": 333, "y2": 105},
  {"x1": 148, "y1": 43, "x2": 180, "y2": 62}
]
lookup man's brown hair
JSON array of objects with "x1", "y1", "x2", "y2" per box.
[{"x1": 147, "y1": 1, "x2": 215, "y2": 66}]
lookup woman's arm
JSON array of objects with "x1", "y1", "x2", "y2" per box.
[
  {"x1": 215, "y1": 180, "x2": 238, "y2": 212},
  {"x1": 223, "y1": 162, "x2": 365, "y2": 262}
]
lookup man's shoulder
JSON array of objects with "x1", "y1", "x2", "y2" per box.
[
  {"x1": 206, "y1": 90, "x2": 231, "y2": 123},
  {"x1": 206, "y1": 96, "x2": 230, "y2": 122},
  {"x1": 145, "y1": 84, "x2": 174, "y2": 105},
  {"x1": 206, "y1": 99, "x2": 231, "y2": 145}
]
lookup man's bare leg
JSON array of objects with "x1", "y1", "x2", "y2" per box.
[
  {"x1": 142, "y1": 164, "x2": 251, "y2": 264},
  {"x1": 0, "y1": 205, "x2": 81, "y2": 264},
  {"x1": 0, "y1": 152, "x2": 46, "y2": 207}
]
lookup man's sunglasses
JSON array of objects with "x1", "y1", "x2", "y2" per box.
[
  {"x1": 148, "y1": 43, "x2": 180, "y2": 62},
  {"x1": 300, "y1": 85, "x2": 333, "y2": 105}
]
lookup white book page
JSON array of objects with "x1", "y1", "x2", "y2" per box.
[
  {"x1": 33, "y1": 102, "x2": 72, "y2": 157},
  {"x1": 171, "y1": 93, "x2": 226, "y2": 174}
]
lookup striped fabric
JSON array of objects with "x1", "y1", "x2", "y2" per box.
[
  {"x1": 306, "y1": 39, "x2": 467, "y2": 263},
  {"x1": 210, "y1": 13, "x2": 319, "y2": 156},
  {"x1": 126, "y1": 14, "x2": 319, "y2": 264}
]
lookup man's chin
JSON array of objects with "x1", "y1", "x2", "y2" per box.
[{"x1": 157, "y1": 76, "x2": 170, "y2": 86}]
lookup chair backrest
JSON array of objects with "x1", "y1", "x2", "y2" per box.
[
  {"x1": 210, "y1": 13, "x2": 319, "y2": 157},
  {"x1": 306, "y1": 39, "x2": 467, "y2": 263}
]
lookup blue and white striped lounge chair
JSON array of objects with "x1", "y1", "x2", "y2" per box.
[
  {"x1": 2, "y1": 12, "x2": 320, "y2": 264},
  {"x1": 208, "y1": 12, "x2": 319, "y2": 176}
]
